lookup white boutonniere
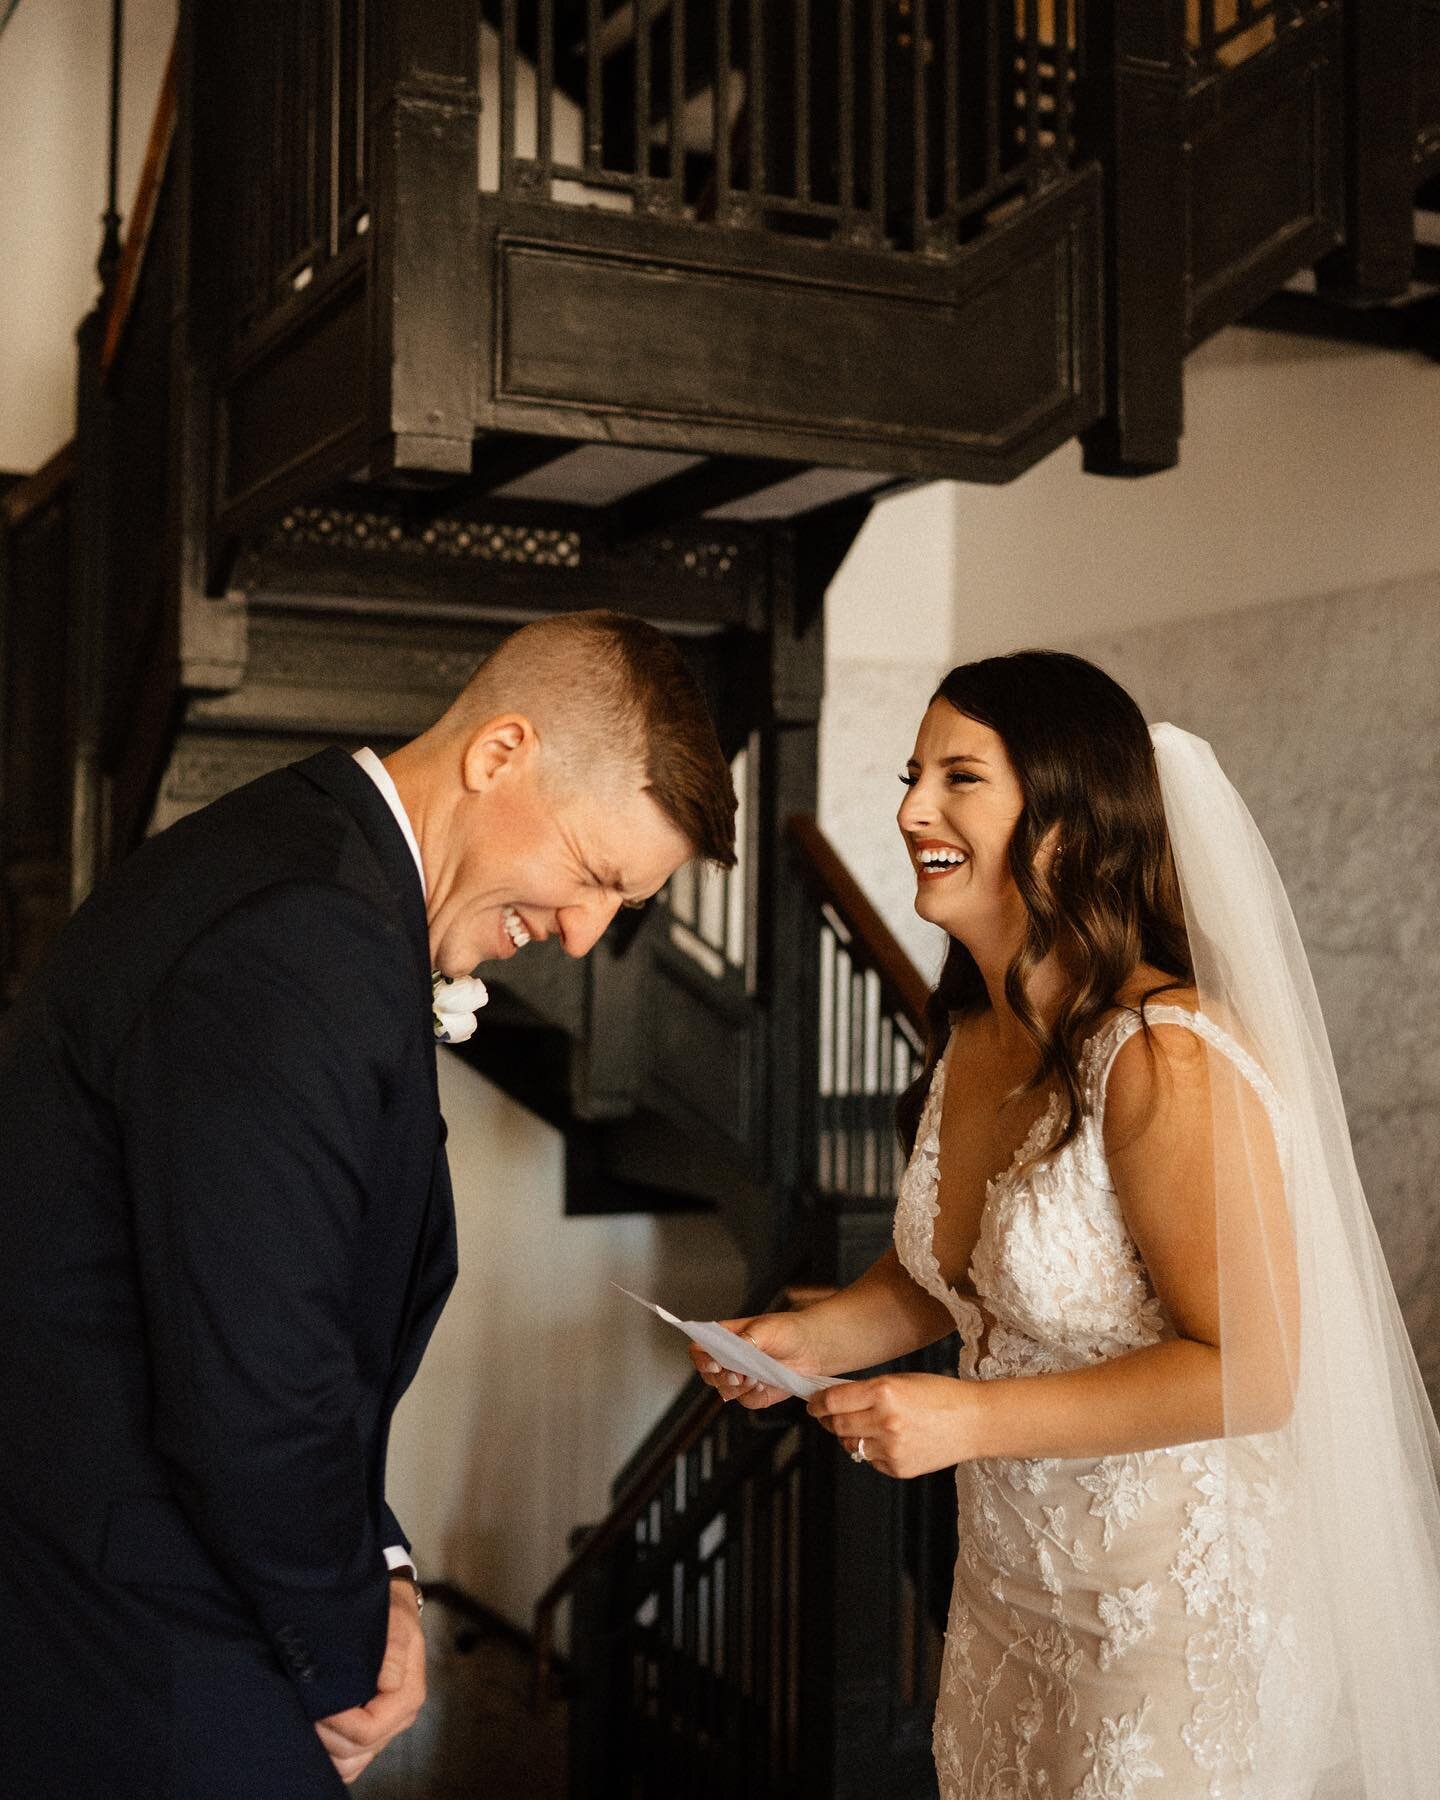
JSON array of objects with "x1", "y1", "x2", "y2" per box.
[{"x1": 432, "y1": 970, "x2": 488, "y2": 1044}]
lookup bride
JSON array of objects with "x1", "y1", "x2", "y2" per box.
[{"x1": 691, "y1": 650, "x2": 1440, "y2": 1798}]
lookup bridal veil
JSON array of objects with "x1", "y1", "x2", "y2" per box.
[{"x1": 1149, "y1": 722, "x2": 1440, "y2": 1796}]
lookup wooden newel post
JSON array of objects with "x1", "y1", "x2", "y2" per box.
[
  {"x1": 1317, "y1": 0, "x2": 1417, "y2": 303},
  {"x1": 1080, "y1": 0, "x2": 1189, "y2": 478},
  {"x1": 367, "y1": 0, "x2": 481, "y2": 480}
]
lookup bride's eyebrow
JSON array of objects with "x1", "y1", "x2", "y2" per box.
[{"x1": 906, "y1": 753, "x2": 989, "y2": 769}]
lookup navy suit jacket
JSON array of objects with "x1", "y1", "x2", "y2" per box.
[{"x1": 0, "y1": 748, "x2": 458, "y2": 1796}]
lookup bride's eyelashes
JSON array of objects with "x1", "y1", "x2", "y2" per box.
[{"x1": 897, "y1": 771, "x2": 982, "y2": 789}]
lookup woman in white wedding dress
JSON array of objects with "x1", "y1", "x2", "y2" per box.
[{"x1": 691, "y1": 652, "x2": 1440, "y2": 1800}]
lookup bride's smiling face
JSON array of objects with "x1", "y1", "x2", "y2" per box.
[{"x1": 897, "y1": 701, "x2": 1032, "y2": 942}]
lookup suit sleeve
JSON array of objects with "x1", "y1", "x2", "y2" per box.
[{"x1": 115, "y1": 878, "x2": 418, "y2": 1720}]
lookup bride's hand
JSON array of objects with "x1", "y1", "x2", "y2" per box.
[
  {"x1": 688, "y1": 1312, "x2": 823, "y2": 1410},
  {"x1": 806, "y1": 1372, "x2": 986, "y2": 1478}
]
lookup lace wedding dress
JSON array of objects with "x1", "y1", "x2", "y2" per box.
[{"x1": 894, "y1": 1005, "x2": 1329, "y2": 1800}]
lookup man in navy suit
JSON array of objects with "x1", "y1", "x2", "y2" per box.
[{"x1": 0, "y1": 609, "x2": 735, "y2": 1796}]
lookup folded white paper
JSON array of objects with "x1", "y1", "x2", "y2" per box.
[{"x1": 615, "y1": 1286, "x2": 849, "y2": 1402}]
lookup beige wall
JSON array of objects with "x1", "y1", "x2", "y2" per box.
[{"x1": 0, "y1": 0, "x2": 177, "y2": 472}]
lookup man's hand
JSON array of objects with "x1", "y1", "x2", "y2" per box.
[{"x1": 314, "y1": 1576, "x2": 427, "y2": 1784}]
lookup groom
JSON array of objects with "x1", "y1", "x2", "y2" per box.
[{"x1": 0, "y1": 609, "x2": 735, "y2": 1797}]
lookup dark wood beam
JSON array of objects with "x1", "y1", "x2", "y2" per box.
[
  {"x1": 608, "y1": 457, "x2": 798, "y2": 542},
  {"x1": 1079, "y1": 0, "x2": 1189, "y2": 476}
]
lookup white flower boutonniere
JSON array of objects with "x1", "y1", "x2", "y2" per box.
[{"x1": 432, "y1": 971, "x2": 488, "y2": 1044}]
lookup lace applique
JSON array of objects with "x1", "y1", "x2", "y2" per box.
[
  {"x1": 1075, "y1": 1702, "x2": 1165, "y2": 1799},
  {"x1": 1076, "y1": 1455, "x2": 1162, "y2": 1550},
  {"x1": 1097, "y1": 1584, "x2": 1159, "y2": 1671}
]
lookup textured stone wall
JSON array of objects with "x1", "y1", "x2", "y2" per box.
[{"x1": 1069, "y1": 572, "x2": 1440, "y2": 1411}]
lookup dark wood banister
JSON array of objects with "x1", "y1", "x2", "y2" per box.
[
  {"x1": 0, "y1": 443, "x2": 75, "y2": 535},
  {"x1": 1, "y1": 32, "x2": 177, "y2": 535},
  {"x1": 531, "y1": 819, "x2": 932, "y2": 1701},
  {"x1": 786, "y1": 813, "x2": 932, "y2": 1033},
  {"x1": 100, "y1": 34, "x2": 178, "y2": 376}
]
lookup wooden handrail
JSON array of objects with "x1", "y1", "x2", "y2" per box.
[
  {"x1": 100, "y1": 34, "x2": 178, "y2": 377},
  {"x1": 787, "y1": 814, "x2": 932, "y2": 1032},
  {"x1": 0, "y1": 442, "x2": 76, "y2": 535}
]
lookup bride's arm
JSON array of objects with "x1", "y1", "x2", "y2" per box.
[
  {"x1": 807, "y1": 1023, "x2": 1298, "y2": 1472},
  {"x1": 791, "y1": 1248, "x2": 957, "y2": 1371},
  {"x1": 689, "y1": 1248, "x2": 956, "y2": 1409}
]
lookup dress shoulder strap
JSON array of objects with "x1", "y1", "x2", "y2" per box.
[{"x1": 1089, "y1": 1003, "x2": 1286, "y2": 1140}]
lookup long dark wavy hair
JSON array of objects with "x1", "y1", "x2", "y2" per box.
[{"x1": 895, "y1": 651, "x2": 1193, "y2": 1158}]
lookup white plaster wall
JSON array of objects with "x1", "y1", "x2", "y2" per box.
[
  {"x1": 946, "y1": 328, "x2": 1440, "y2": 658},
  {"x1": 0, "y1": 0, "x2": 177, "y2": 472},
  {"x1": 386, "y1": 1052, "x2": 745, "y2": 1632}
]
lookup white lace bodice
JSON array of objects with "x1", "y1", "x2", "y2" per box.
[{"x1": 894, "y1": 1004, "x2": 1283, "y2": 1383}]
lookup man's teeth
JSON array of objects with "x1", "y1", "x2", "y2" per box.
[
  {"x1": 919, "y1": 848, "x2": 968, "y2": 868},
  {"x1": 503, "y1": 907, "x2": 532, "y2": 948}
]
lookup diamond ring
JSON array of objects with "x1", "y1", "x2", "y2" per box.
[{"x1": 850, "y1": 1438, "x2": 869, "y2": 1465}]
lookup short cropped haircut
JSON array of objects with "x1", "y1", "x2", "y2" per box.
[{"x1": 456, "y1": 610, "x2": 737, "y2": 869}]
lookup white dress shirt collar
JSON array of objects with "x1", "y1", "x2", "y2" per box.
[{"x1": 352, "y1": 747, "x2": 426, "y2": 899}]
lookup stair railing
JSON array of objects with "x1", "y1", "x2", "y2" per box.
[
  {"x1": 486, "y1": 0, "x2": 1083, "y2": 254},
  {"x1": 534, "y1": 817, "x2": 953, "y2": 1799}
]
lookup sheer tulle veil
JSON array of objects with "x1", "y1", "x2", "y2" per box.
[{"x1": 1149, "y1": 722, "x2": 1440, "y2": 1796}]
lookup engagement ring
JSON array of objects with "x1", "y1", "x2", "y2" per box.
[{"x1": 850, "y1": 1438, "x2": 868, "y2": 1464}]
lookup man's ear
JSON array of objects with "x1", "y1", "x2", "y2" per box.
[{"x1": 460, "y1": 715, "x2": 534, "y2": 792}]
